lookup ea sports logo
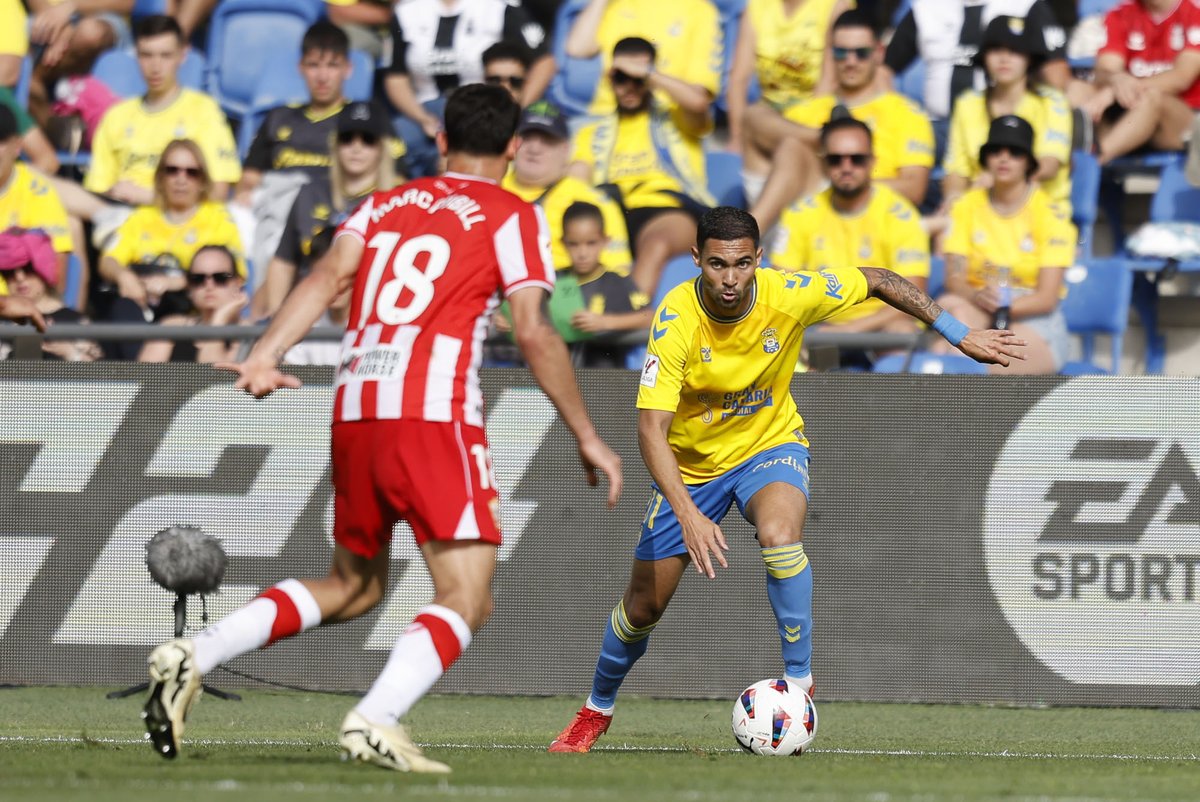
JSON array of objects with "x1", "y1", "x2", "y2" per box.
[{"x1": 983, "y1": 378, "x2": 1200, "y2": 685}]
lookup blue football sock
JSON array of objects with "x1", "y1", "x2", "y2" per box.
[
  {"x1": 761, "y1": 542, "x2": 812, "y2": 679},
  {"x1": 588, "y1": 599, "x2": 656, "y2": 710}
]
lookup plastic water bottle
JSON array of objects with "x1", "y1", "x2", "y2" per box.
[{"x1": 992, "y1": 265, "x2": 1012, "y2": 330}]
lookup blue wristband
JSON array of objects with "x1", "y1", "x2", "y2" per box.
[{"x1": 931, "y1": 310, "x2": 969, "y2": 346}]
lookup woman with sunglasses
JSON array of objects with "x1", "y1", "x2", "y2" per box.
[
  {"x1": 139, "y1": 245, "x2": 248, "y2": 363},
  {"x1": 98, "y1": 139, "x2": 246, "y2": 312},
  {"x1": 933, "y1": 115, "x2": 1073, "y2": 375},
  {"x1": 0, "y1": 227, "x2": 98, "y2": 361},
  {"x1": 256, "y1": 102, "x2": 400, "y2": 319},
  {"x1": 940, "y1": 15, "x2": 1072, "y2": 218}
]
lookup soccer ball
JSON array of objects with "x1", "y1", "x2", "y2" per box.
[{"x1": 731, "y1": 678, "x2": 817, "y2": 755}]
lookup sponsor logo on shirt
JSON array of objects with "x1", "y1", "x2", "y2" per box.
[{"x1": 721, "y1": 385, "x2": 774, "y2": 421}]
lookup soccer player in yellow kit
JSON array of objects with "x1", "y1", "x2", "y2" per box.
[{"x1": 549, "y1": 206, "x2": 1025, "y2": 752}]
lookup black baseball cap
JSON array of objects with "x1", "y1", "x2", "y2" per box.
[
  {"x1": 517, "y1": 100, "x2": 568, "y2": 141},
  {"x1": 974, "y1": 15, "x2": 1046, "y2": 69},
  {"x1": 0, "y1": 105, "x2": 18, "y2": 140},
  {"x1": 337, "y1": 101, "x2": 396, "y2": 139},
  {"x1": 979, "y1": 114, "x2": 1039, "y2": 171}
]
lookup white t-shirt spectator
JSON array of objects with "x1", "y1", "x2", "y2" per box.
[{"x1": 384, "y1": 0, "x2": 548, "y2": 104}]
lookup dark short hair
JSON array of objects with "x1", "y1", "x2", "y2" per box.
[
  {"x1": 190, "y1": 244, "x2": 239, "y2": 274},
  {"x1": 697, "y1": 207, "x2": 759, "y2": 251},
  {"x1": 482, "y1": 40, "x2": 531, "y2": 69},
  {"x1": 613, "y1": 37, "x2": 656, "y2": 61},
  {"x1": 819, "y1": 115, "x2": 873, "y2": 150},
  {"x1": 134, "y1": 15, "x2": 184, "y2": 43},
  {"x1": 831, "y1": 8, "x2": 879, "y2": 37},
  {"x1": 302, "y1": 20, "x2": 349, "y2": 57},
  {"x1": 443, "y1": 84, "x2": 521, "y2": 156},
  {"x1": 562, "y1": 201, "x2": 604, "y2": 234}
]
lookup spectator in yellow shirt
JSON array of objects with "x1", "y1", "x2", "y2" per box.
[
  {"x1": 934, "y1": 115, "x2": 1073, "y2": 375},
  {"x1": 99, "y1": 139, "x2": 244, "y2": 311},
  {"x1": 748, "y1": 10, "x2": 935, "y2": 231},
  {"x1": 770, "y1": 117, "x2": 929, "y2": 338},
  {"x1": 563, "y1": 0, "x2": 722, "y2": 116},
  {"x1": 570, "y1": 37, "x2": 714, "y2": 294},
  {"x1": 0, "y1": 106, "x2": 74, "y2": 292},
  {"x1": 52, "y1": 16, "x2": 240, "y2": 225},
  {"x1": 941, "y1": 15, "x2": 1071, "y2": 216},
  {"x1": 502, "y1": 100, "x2": 631, "y2": 273}
]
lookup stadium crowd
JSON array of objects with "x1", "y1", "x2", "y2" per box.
[{"x1": 0, "y1": 0, "x2": 1196, "y2": 374}]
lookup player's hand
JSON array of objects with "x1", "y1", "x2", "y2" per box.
[
  {"x1": 577, "y1": 434, "x2": 623, "y2": 509},
  {"x1": 214, "y1": 357, "x2": 302, "y2": 398},
  {"x1": 957, "y1": 329, "x2": 1027, "y2": 367},
  {"x1": 0, "y1": 296, "x2": 48, "y2": 331},
  {"x1": 680, "y1": 509, "x2": 728, "y2": 579}
]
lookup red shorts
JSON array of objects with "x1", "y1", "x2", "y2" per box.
[{"x1": 330, "y1": 419, "x2": 501, "y2": 559}]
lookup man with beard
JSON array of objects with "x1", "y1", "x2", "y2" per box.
[
  {"x1": 769, "y1": 116, "x2": 930, "y2": 341},
  {"x1": 547, "y1": 206, "x2": 1023, "y2": 753},
  {"x1": 569, "y1": 37, "x2": 715, "y2": 295}
]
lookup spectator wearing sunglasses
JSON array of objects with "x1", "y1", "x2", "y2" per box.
[
  {"x1": 139, "y1": 244, "x2": 248, "y2": 364},
  {"x1": 482, "y1": 40, "x2": 535, "y2": 104},
  {"x1": 769, "y1": 117, "x2": 929, "y2": 347},
  {"x1": 746, "y1": 10, "x2": 935, "y2": 233},
  {"x1": 570, "y1": 37, "x2": 715, "y2": 295},
  {"x1": 99, "y1": 139, "x2": 245, "y2": 311},
  {"x1": 256, "y1": 101, "x2": 401, "y2": 318}
]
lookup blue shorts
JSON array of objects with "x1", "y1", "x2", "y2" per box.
[{"x1": 635, "y1": 443, "x2": 811, "y2": 562}]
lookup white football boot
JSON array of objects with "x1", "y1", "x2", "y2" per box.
[{"x1": 339, "y1": 710, "x2": 451, "y2": 773}]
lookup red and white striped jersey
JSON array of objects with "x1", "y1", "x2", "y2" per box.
[{"x1": 331, "y1": 172, "x2": 555, "y2": 425}]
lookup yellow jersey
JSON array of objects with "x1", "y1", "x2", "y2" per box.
[
  {"x1": 0, "y1": 0, "x2": 27, "y2": 57},
  {"x1": 0, "y1": 163, "x2": 73, "y2": 254},
  {"x1": 784, "y1": 91, "x2": 935, "y2": 179},
  {"x1": 85, "y1": 89, "x2": 242, "y2": 193},
  {"x1": 943, "y1": 187, "x2": 1076, "y2": 291},
  {"x1": 572, "y1": 105, "x2": 712, "y2": 209},
  {"x1": 502, "y1": 172, "x2": 632, "y2": 272},
  {"x1": 637, "y1": 266, "x2": 868, "y2": 482},
  {"x1": 587, "y1": 0, "x2": 722, "y2": 115},
  {"x1": 748, "y1": 0, "x2": 848, "y2": 108},
  {"x1": 769, "y1": 184, "x2": 928, "y2": 323},
  {"x1": 943, "y1": 87, "x2": 1072, "y2": 212},
  {"x1": 103, "y1": 202, "x2": 247, "y2": 277}
]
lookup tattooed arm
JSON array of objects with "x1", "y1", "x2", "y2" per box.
[{"x1": 857, "y1": 266, "x2": 1026, "y2": 367}]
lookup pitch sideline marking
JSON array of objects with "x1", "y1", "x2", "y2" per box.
[{"x1": 0, "y1": 735, "x2": 1196, "y2": 762}]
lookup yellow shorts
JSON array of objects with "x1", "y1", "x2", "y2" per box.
[{"x1": 0, "y1": 0, "x2": 29, "y2": 57}]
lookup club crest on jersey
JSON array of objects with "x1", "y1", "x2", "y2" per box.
[
  {"x1": 700, "y1": 346, "x2": 712, "y2": 363},
  {"x1": 761, "y1": 328, "x2": 780, "y2": 354}
]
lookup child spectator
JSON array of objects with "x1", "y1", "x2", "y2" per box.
[{"x1": 561, "y1": 201, "x2": 652, "y2": 368}]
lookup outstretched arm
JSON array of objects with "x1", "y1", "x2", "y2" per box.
[
  {"x1": 0, "y1": 296, "x2": 47, "y2": 331},
  {"x1": 858, "y1": 266, "x2": 1026, "y2": 366}
]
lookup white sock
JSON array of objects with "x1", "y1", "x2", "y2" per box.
[
  {"x1": 354, "y1": 604, "x2": 471, "y2": 726},
  {"x1": 192, "y1": 579, "x2": 321, "y2": 674},
  {"x1": 786, "y1": 672, "x2": 813, "y2": 695},
  {"x1": 584, "y1": 698, "x2": 614, "y2": 716},
  {"x1": 742, "y1": 170, "x2": 767, "y2": 206}
]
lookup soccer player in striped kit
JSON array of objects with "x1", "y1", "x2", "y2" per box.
[{"x1": 140, "y1": 83, "x2": 623, "y2": 773}]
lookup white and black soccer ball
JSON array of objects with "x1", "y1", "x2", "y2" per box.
[{"x1": 731, "y1": 678, "x2": 817, "y2": 756}]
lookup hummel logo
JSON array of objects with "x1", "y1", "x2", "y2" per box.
[
  {"x1": 783, "y1": 624, "x2": 804, "y2": 643},
  {"x1": 652, "y1": 308, "x2": 677, "y2": 340}
]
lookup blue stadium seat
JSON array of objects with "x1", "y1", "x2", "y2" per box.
[
  {"x1": 132, "y1": 0, "x2": 169, "y2": 17},
  {"x1": 63, "y1": 253, "x2": 83, "y2": 311},
  {"x1": 1079, "y1": 0, "x2": 1117, "y2": 17},
  {"x1": 547, "y1": 0, "x2": 599, "y2": 116},
  {"x1": 706, "y1": 149, "x2": 746, "y2": 208},
  {"x1": 713, "y1": 0, "x2": 748, "y2": 116},
  {"x1": 92, "y1": 47, "x2": 208, "y2": 97},
  {"x1": 345, "y1": 49, "x2": 375, "y2": 102},
  {"x1": 653, "y1": 253, "x2": 699, "y2": 307},
  {"x1": 896, "y1": 58, "x2": 925, "y2": 107},
  {"x1": 15, "y1": 55, "x2": 32, "y2": 106},
  {"x1": 206, "y1": 0, "x2": 324, "y2": 121},
  {"x1": 871, "y1": 352, "x2": 988, "y2": 374},
  {"x1": 1070, "y1": 150, "x2": 1100, "y2": 259},
  {"x1": 1059, "y1": 259, "x2": 1133, "y2": 375},
  {"x1": 1149, "y1": 157, "x2": 1200, "y2": 224},
  {"x1": 927, "y1": 255, "x2": 945, "y2": 298}
]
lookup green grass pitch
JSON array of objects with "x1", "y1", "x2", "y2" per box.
[{"x1": 1, "y1": 686, "x2": 1197, "y2": 801}]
